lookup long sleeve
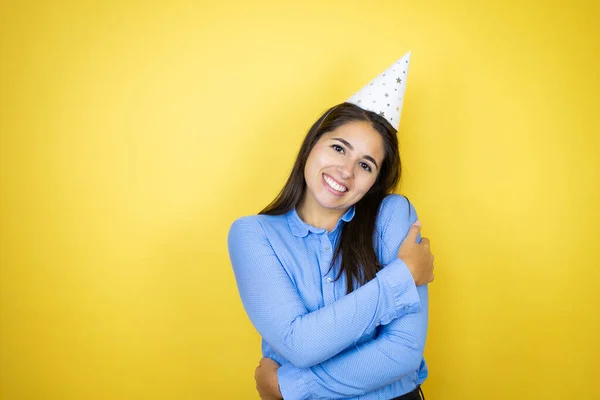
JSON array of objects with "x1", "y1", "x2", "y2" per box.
[
  {"x1": 277, "y1": 195, "x2": 429, "y2": 399},
  {"x1": 277, "y1": 287, "x2": 428, "y2": 399},
  {"x1": 228, "y1": 215, "x2": 421, "y2": 369}
]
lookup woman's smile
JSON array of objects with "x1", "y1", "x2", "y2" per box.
[{"x1": 322, "y1": 173, "x2": 348, "y2": 195}]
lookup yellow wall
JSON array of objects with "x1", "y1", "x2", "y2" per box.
[{"x1": 1, "y1": 1, "x2": 598, "y2": 398}]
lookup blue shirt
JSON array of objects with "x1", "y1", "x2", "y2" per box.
[{"x1": 228, "y1": 194, "x2": 429, "y2": 399}]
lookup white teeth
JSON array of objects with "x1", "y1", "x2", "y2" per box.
[{"x1": 323, "y1": 174, "x2": 347, "y2": 192}]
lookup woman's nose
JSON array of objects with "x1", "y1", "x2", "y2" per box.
[{"x1": 337, "y1": 163, "x2": 353, "y2": 179}]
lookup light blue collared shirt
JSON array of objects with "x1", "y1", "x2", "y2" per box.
[{"x1": 228, "y1": 194, "x2": 428, "y2": 399}]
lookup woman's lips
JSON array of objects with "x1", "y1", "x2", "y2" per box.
[{"x1": 322, "y1": 173, "x2": 348, "y2": 196}]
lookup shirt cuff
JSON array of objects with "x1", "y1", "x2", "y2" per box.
[
  {"x1": 376, "y1": 258, "x2": 421, "y2": 325},
  {"x1": 277, "y1": 363, "x2": 310, "y2": 400}
]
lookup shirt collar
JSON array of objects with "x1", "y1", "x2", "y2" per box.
[
  {"x1": 340, "y1": 206, "x2": 356, "y2": 223},
  {"x1": 287, "y1": 206, "x2": 355, "y2": 237}
]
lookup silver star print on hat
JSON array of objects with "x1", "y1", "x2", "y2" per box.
[{"x1": 346, "y1": 51, "x2": 411, "y2": 131}]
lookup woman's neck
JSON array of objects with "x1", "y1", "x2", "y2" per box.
[{"x1": 296, "y1": 195, "x2": 346, "y2": 232}]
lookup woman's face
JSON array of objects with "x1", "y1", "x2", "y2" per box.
[{"x1": 303, "y1": 120, "x2": 385, "y2": 213}]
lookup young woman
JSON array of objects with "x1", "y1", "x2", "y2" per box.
[{"x1": 228, "y1": 99, "x2": 434, "y2": 400}]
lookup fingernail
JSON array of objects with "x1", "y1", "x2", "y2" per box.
[{"x1": 414, "y1": 220, "x2": 421, "y2": 227}]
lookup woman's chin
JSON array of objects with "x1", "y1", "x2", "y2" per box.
[{"x1": 316, "y1": 193, "x2": 350, "y2": 209}]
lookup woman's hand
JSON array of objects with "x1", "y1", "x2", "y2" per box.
[
  {"x1": 255, "y1": 358, "x2": 283, "y2": 400},
  {"x1": 397, "y1": 221, "x2": 435, "y2": 286}
]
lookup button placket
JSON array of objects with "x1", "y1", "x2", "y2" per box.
[
  {"x1": 321, "y1": 234, "x2": 335, "y2": 303},
  {"x1": 322, "y1": 236, "x2": 331, "y2": 253},
  {"x1": 323, "y1": 239, "x2": 332, "y2": 283}
]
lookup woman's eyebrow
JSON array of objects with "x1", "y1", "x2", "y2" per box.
[
  {"x1": 332, "y1": 137, "x2": 354, "y2": 150},
  {"x1": 332, "y1": 138, "x2": 378, "y2": 169}
]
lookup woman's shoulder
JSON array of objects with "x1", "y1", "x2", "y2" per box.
[
  {"x1": 379, "y1": 194, "x2": 414, "y2": 217},
  {"x1": 229, "y1": 213, "x2": 288, "y2": 235},
  {"x1": 377, "y1": 194, "x2": 417, "y2": 230}
]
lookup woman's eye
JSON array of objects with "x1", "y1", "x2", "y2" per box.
[
  {"x1": 360, "y1": 162, "x2": 372, "y2": 172},
  {"x1": 332, "y1": 144, "x2": 344, "y2": 154}
]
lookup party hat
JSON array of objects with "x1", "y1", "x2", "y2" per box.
[{"x1": 346, "y1": 51, "x2": 411, "y2": 131}]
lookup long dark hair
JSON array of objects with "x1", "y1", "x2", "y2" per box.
[{"x1": 260, "y1": 102, "x2": 401, "y2": 294}]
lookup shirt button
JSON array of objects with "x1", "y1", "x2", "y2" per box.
[
  {"x1": 327, "y1": 277, "x2": 332, "y2": 283},
  {"x1": 324, "y1": 246, "x2": 330, "y2": 251}
]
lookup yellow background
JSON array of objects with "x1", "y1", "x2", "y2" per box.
[{"x1": 1, "y1": 1, "x2": 599, "y2": 399}]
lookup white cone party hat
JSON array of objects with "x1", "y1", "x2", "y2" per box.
[{"x1": 346, "y1": 51, "x2": 410, "y2": 131}]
